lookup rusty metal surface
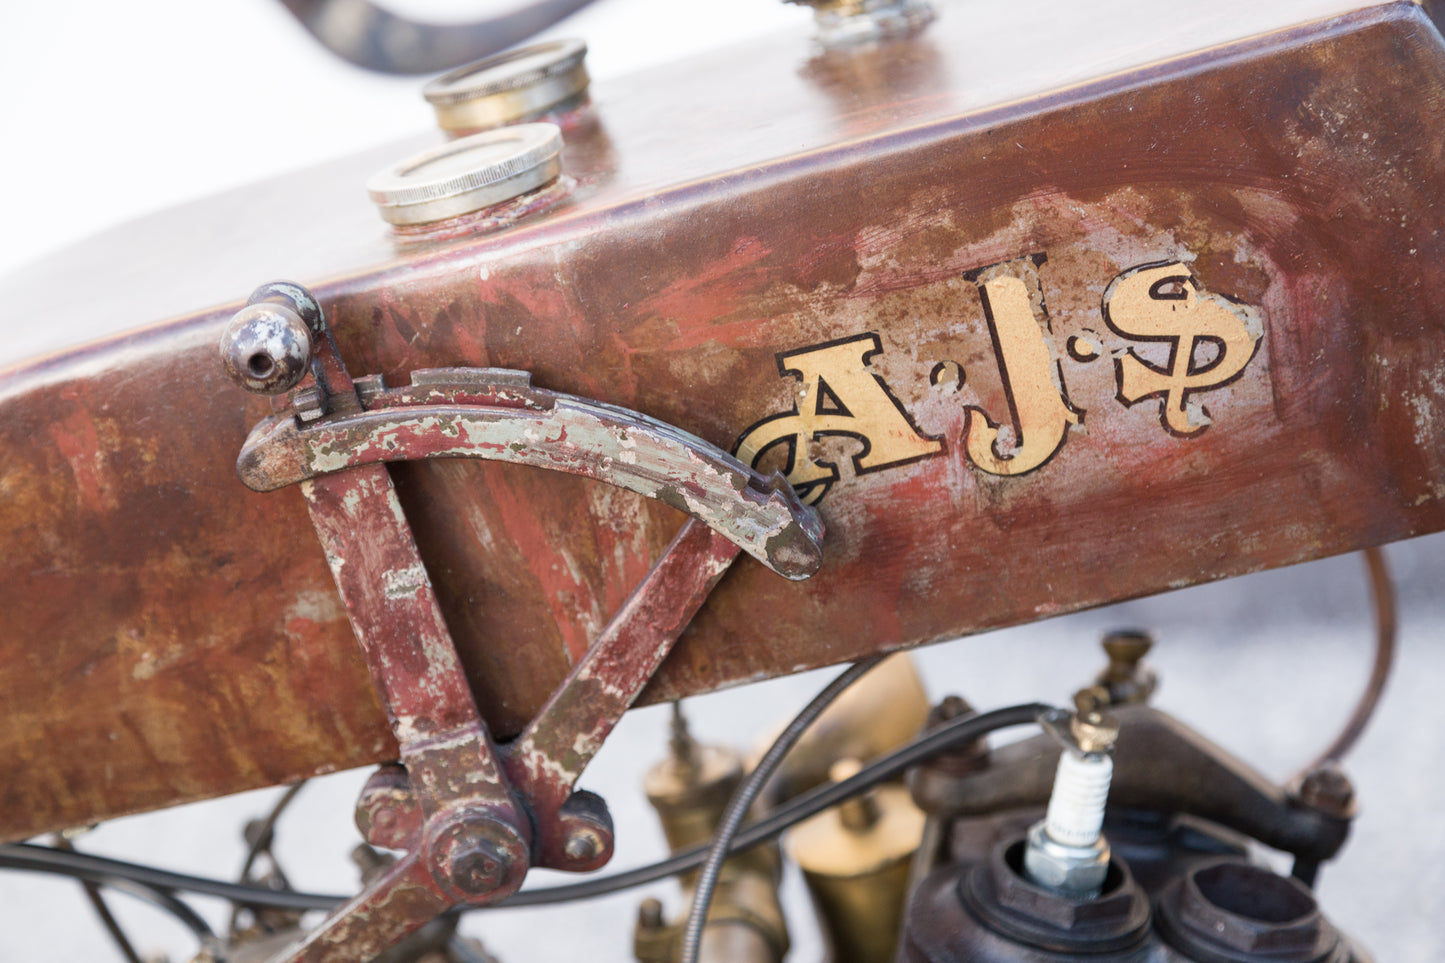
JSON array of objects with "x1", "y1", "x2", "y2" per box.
[
  {"x1": 291, "y1": 512, "x2": 744, "y2": 958},
  {"x1": 2, "y1": 2, "x2": 1445, "y2": 842},
  {"x1": 305, "y1": 465, "x2": 491, "y2": 748},
  {"x1": 278, "y1": 853, "x2": 452, "y2": 963}
]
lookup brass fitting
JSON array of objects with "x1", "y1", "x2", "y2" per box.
[
  {"x1": 1094, "y1": 629, "x2": 1158, "y2": 705},
  {"x1": 634, "y1": 876, "x2": 787, "y2": 963},
  {"x1": 787, "y1": 759, "x2": 926, "y2": 963},
  {"x1": 635, "y1": 705, "x2": 788, "y2": 963},
  {"x1": 423, "y1": 40, "x2": 590, "y2": 137},
  {"x1": 1071, "y1": 688, "x2": 1121, "y2": 754},
  {"x1": 643, "y1": 721, "x2": 744, "y2": 856}
]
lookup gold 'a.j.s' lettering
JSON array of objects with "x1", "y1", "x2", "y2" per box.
[
  {"x1": 963, "y1": 258, "x2": 1081, "y2": 476},
  {"x1": 735, "y1": 255, "x2": 1264, "y2": 504},
  {"x1": 733, "y1": 334, "x2": 944, "y2": 505},
  {"x1": 1103, "y1": 261, "x2": 1262, "y2": 436}
]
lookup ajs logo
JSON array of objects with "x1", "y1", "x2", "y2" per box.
[{"x1": 733, "y1": 256, "x2": 1262, "y2": 505}]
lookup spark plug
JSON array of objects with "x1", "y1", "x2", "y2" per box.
[{"x1": 1023, "y1": 691, "x2": 1119, "y2": 899}]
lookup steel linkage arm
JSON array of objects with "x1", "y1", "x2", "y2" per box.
[{"x1": 218, "y1": 282, "x2": 824, "y2": 962}]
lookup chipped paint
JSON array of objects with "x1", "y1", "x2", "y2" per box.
[{"x1": 382, "y1": 563, "x2": 429, "y2": 600}]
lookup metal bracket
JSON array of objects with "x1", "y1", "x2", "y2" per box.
[
  {"x1": 218, "y1": 282, "x2": 825, "y2": 962},
  {"x1": 235, "y1": 366, "x2": 822, "y2": 580}
]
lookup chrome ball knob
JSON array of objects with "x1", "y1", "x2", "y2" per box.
[{"x1": 219, "y1": 301, "x2": 314, "y2": 394}]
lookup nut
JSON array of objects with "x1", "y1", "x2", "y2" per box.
[
  {"x1": 443, "y1": 835, "x2": 508, "y2": 895},
  {"x1": 425, "y1": 811, "x2": 529, "y2": 903},
  {"x1": 1298, "y1": 765, "x2": 1356, "y2": 818},
  {"x1": 1023, "y1": 820, "x2": 1110, "y2": 897},
  {"x1": 554, "y1": 789, "x2": 615, "y2": 870},
  {"x1": 971, "y1": 838, "x2": 1149, "y2": 944},
  {"x1": 563, "y1": 825, "x2": 606, "y2": 863},
  {"x1": 354, "y1": 764, "x2": 421, "y2": 850},
  {"x1": 1070, "y1": 690, "x2": 1120, "y2": 754}
]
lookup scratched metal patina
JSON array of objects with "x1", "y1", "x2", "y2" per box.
[{"x1": 1, "y1": 2, "x2": 1444, "y2": 840}]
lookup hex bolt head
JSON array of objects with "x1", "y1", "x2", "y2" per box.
[
  {"x1": 446, "y1": 838, "x2": 509, "y2": 896},
  {"x1": 219, "y1": 302, "x2": 314, "y2": 395},
  {"x1": 426, "y1": 814, "x2": 529, "y2": 904},
  {"x1": 1023, "y1": 820, "x2": 1110, "y2": 898}
]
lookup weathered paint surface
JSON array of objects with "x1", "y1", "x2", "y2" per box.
[
  {"x1": 1, "y1": 3, "x2": 1445, "y2": 841},
  {"x1": 279, "y1": 313, "x2": 756, "y2": 947}
]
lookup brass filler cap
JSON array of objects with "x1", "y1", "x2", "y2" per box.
[
  {"x1": 424, "y1": 39, "x2": 589, "y2": 134},
  {"x1": 366, "y1": 123, "x2": 564, "y2": 226}
]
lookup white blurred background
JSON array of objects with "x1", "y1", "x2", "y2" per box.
[
  {"x1": 0, "y1": 2, "x2": 1443, "y2": 961},
  {"x1": 0, "y1": 0, "x2": 805, "y2": 280}
]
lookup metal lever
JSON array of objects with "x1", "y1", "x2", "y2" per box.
[
  {"x1": 219, "y1": 282, "x2": 824, "y2": 962},
  {"x1": 233, "y1": 366, "x2": 821, "y2": 580}
]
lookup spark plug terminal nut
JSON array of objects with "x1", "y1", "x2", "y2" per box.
[
  {"x1": 1070, "y1": 687, "x2": 1121, "y2": 752},
  {"x1": 1023, "y1": 697, "x2": 1119, "y2": 899}
]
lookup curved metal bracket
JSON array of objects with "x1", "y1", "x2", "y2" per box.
[{"x1": 237, "y1": 367, "x2": 824, "y2": 580}]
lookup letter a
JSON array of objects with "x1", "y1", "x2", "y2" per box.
[{"x1": 734, "y1": 334, "x2": 944, "y2": 504}]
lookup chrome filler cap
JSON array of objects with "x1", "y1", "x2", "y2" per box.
[
  {"x1": 366, "y1": 123, "x2": 564, "y2": 226},
  {"x1": 423, "y1": 39, "x2": 589, "y2": 135}
]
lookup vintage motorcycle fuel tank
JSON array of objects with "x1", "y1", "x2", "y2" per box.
[{"x1": 1, "y1": 0, "x2": 1444, "y2": 844}]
